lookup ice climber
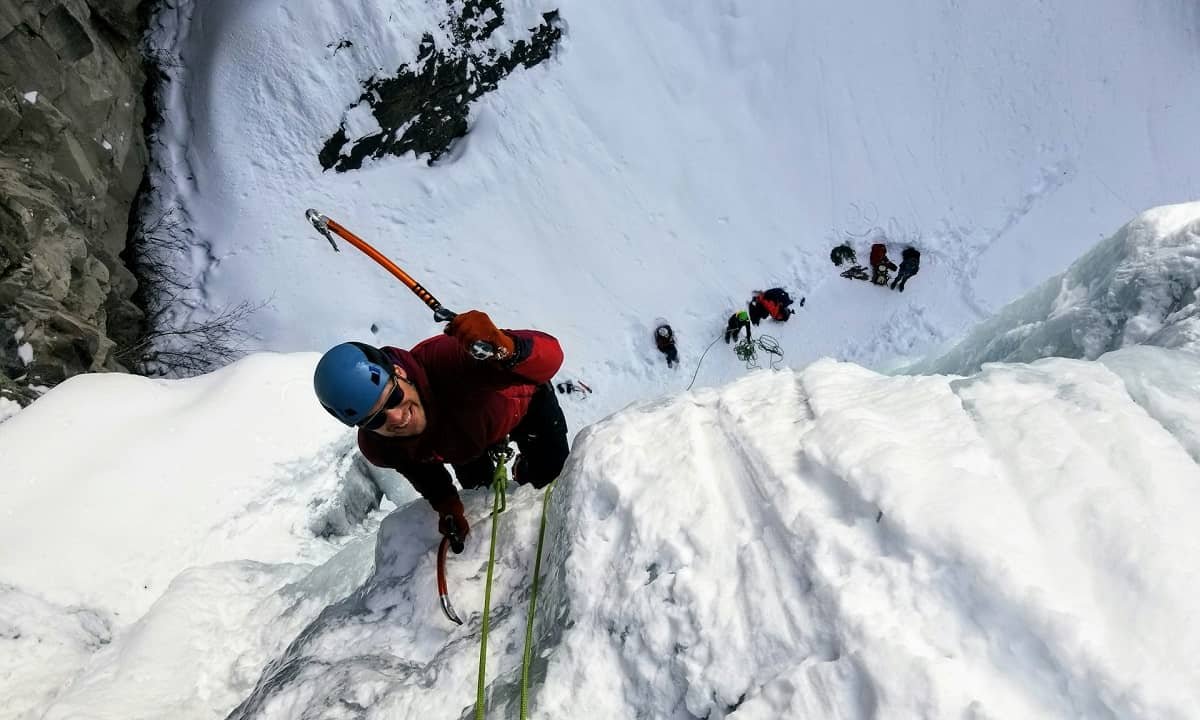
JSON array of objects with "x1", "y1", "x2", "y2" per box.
[
  {"x1": 725, "y1": 308, "x2": 752, "y2": 344},
  {"x1": 655, "y1": 324, "x2": 679, "y2": 368},
  {"x1": 891, "y1": 246, "x2": 921, "y2": 292},
  {"x1": 869, "y1": 243, "x2": 897, "y2": 286},
  {"x1": 313, "y1": 310, "x2": 568, "y2": 553},
  {"x1": 749, "y1": 287, "x2": 802, "y2": 323}
]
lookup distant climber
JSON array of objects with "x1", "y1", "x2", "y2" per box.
[
  {"x1": 725, "y1": 309, "x2": 752, "y2": 344},
  {"x1": 830, "y1": 243, "x2": 856, "y2": 267},
  {"x1": 891, "y1": 247, "x2": 921, "y2": 292},
  {"x1": 654, "y1": 324, "x2": 679, "y2": 368},
  {"x1": 749, "y1": 288, "x2": 803, "y2": 324},
  {"x1": 869, "y1": 243, "x2": 897, "y2": 286}
]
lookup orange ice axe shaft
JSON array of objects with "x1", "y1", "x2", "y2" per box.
[{"x1": 306, "y1": 209, "x2": 495, "y2": 359}]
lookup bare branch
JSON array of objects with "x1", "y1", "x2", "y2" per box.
[{"x1": 121, "y1": 207, "x2": 266, "y2": 377}]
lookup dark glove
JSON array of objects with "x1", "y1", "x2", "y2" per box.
[
  {"x1": 445, "y1": 310, "x2": 516, "y2": 361},
  {"x1": 434, "y1": 508, "x2": 465, "y2": 554}
]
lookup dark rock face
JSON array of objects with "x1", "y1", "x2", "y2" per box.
[
  {"x1": 319, "y1": 1, "x2": 561, "y2": 171},
  {"x1": 0, "y1": 0, "x2": 148, "y2": 405}
]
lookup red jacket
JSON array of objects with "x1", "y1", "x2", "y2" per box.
[
  {"x1": 358, "y1": 330, "x2": 563, "y2": 512},
  {"x1": 870, "y1": 243, "x2": 896, "y2": 269},
  {"x1": 754, "y1": 294, "x2": 782, "y2": 321}
]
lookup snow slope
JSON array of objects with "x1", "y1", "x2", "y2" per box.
[
  {"x1": 0, "y1": 354, "x2": 380, "y2": 621},
  {"x1": 4, "y1": 205, "x2": 1200, "y2": 717},
  {"x1": 145, "y1": 0, "x2": 1200, "y2": 411},
  {"x1": 0, "y1": 355, "x2": 391, "y2": 718},
  {"x1": 6, "y1": 346, "x2": 1200, "y2": 718},
  {"x1": 915, "y1": 202, "x2": 1200, "y2": 375}
]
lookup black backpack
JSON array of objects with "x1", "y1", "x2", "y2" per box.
[
  {"x1": 762, "y1": 288, "x2": 792, "y2": 307},
  {"x1": 830, "y1": 244, "x2": 857, "y2": 267}
]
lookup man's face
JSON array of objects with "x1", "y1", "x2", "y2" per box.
[{"x1": 365, "y1": 365, "x2": 427, "y2": 437}]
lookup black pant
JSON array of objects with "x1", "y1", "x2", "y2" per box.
[
  {"x1": 891, "y1": 269, "x2": 915, "y2": 291},
  {"x1": 453, "y1": 383, "x2": 569, "y2": 490},
  {"x1": 725, "y1": 316, "x2": 750, "y2": 344}
]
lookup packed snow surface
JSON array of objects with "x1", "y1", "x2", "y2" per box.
[{"x1": 0, "y1": 356, "x2": 387, "y2": 718}]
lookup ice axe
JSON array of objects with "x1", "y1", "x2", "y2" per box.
[
  {"x1": 305, "y1": 209, "x2": 497, "y2": 360},
  {"x1": 437, "y1": 536, "x2": 464, "y2": 626}
]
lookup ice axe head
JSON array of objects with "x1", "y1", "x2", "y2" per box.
[
  {"x1": 306, "y1": 208, "x2": 339, "y2": 252},
  {"x1": 436, "y1": 537, "x2": 464, "y2": 625}
]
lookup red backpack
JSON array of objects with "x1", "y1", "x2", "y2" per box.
[
  {"x1": 869, "y1": 243, "x2": 887, "y2": 267},
  {"x1": 754, "y1": 289, "x2": 793, "y2": 321}
]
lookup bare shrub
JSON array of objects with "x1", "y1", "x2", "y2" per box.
[{"x1": 119, "y1": 207, "x2": 266, "y2": 377}]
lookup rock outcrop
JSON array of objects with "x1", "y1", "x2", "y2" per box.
[
  {"x1": 0, "y1": 0, "x2": 148, "y2": 406},
  {"x1": 320, "y1": 0, "x2": 562, "y2": 170}
]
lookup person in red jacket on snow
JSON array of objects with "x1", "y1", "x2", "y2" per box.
[
  {"x1": 869, "y1": 243, "x2": 898, "y2": 286},
  {"x1": 313, "y1": 310, "x2": 568, "y2": 553}
]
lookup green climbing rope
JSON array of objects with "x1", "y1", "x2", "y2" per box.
[
  {"x1": 472, "y1": 444, "x2": 557, "y2": 719},
  {"x1": 686, "y1": 333, "x2": 724, "y2": 391},
  {"x1": 519, "y1": 480, "x2": 556, "y2": 719},
  {"x1": 755, "y1": 334, "x2": 784, "y2": 369},
  {"x1": 475, "y1": 452, "x2": 509, "y2": 720},
  {"x1": 734, "y1": 334, "x2": 784, "y2": 369}
]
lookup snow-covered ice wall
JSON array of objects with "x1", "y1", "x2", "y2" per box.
[
  {"x1": 916, "y1": 202, "x2": 1200, "y2": 375},
  {"x1": 198, "y1": 355, "x2": 1200, "y2": 719}
]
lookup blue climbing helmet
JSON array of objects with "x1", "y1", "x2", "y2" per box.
[{"x1": 313, "y1": 342, "x2": 394, "y2": 426}]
